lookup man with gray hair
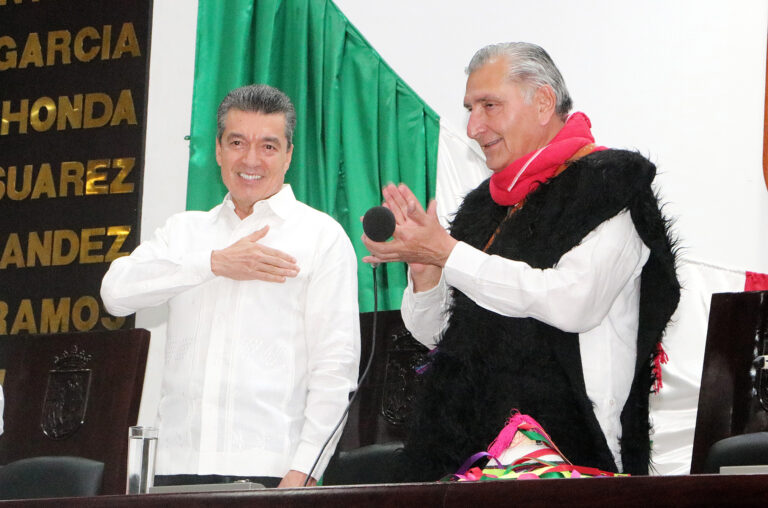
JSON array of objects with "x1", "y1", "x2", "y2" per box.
[
  {"x1": 363, "y1": 43, "x2": 679, "y2": 480},
  {"x1": 102, "y1": 84, "x2": 360, "y2": 488}
]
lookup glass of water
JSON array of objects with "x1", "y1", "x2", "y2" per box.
[{"x1": 126, "y1": 426, "x2": 158, "y2": 494}]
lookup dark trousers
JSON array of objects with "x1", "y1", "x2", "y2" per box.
[{"x1": 154, "y1": 474, "x2": 281, "y2": 489}]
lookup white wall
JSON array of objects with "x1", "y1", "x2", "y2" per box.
[
  {"x1": 136, "y1": 0, "x2": 198, "y2": 424},
  {"x1": 140, "y1": 0, "x2": 768, "y2": 465},
  {"x1": 333, "y1": 0, "x2": 768, "y2": 272}
]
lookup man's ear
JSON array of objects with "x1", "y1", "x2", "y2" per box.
[
  {"x1": 283, "y1": 143, "x2": 294, "y2": 172},
  {"x1": 535, "y1": 85, "x2": 557, "y2": 125},
  {"x1": 215, "y1": 137, "x2": 222, "y2": 166}
]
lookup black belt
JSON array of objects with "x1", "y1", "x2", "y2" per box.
[{"x1": 154, "y1": 474, "x2": 281, "y2": 488}]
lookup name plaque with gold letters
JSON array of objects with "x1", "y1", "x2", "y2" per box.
[{"x1": 0, "y1": 0, "x2": 153, "y2": 336}]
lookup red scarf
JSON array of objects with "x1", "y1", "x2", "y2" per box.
[{"x1": 489, "y1": 112, "x2": 605, "y2": 206}]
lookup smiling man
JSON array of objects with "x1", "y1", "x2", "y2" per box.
[
  {"x1": 102, "y1": 84, "x2": 360, "y2": 488},
  {"x1": 363, "y1": 43, "x2": 680, "y2": 480}
]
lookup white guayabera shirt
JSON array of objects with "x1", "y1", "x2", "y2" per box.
[{"x1": 101, "y1": 185, "x2": 360, "y2": 479}]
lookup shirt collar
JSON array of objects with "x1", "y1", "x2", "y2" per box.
[{"x1": 221, "y1": 184, "x2": 299, "y2": 221}]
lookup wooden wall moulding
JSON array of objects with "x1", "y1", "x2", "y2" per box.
[{"x1": 764, "y1": 30, "x2": 768, "y2": 191}]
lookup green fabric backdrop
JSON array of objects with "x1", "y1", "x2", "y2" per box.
[{"x1": 188, "y1": 0, "x2": 439, "y2": 312}]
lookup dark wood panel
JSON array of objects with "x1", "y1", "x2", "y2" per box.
[
  {"x1": 335, "y1": 310, "x2": 427, "y2": 451},
  {"x1": 0, "y1": 329, "x2": 150, "y2": 495},
  {"x1": 691, "y1": 291, "x2": 768, "y2": 473}
]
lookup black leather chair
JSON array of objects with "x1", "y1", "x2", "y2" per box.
[
  {"x1": 0, "y1": 456, "x2": 104, "y2": 500},
  {"x1": 322, "y1": 442, "x2": 404, "y2": 485},
  {"x1": 703, "y1": 432, "x2": 768, "y2": 474}
]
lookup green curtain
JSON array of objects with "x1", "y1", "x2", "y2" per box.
[{"x1": 188, "y1": 0, "x2": 439, "y2": 312}]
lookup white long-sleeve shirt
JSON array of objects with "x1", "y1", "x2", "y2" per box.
[
  {"x1": 401, "y1": 210, "x2": 649, "y2": 471},
  {"x1": 101, "y1": 185, "x2": 360, "y2": 479}
]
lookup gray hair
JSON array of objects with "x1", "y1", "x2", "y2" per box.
[
  {"x1": 217, "y1": 84, "x2": 297, "y2": 146},
  {"x1": 466, "y1": 42, "x2": 572, "y2": 120}
]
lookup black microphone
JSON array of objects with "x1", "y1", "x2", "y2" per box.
[{"x1": 362, "y1": 206, "x2": 395, "y2": 241}]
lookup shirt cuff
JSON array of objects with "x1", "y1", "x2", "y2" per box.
[
  {"x1": 183, "y1": 249, "x2": 216, "y2": 283},
  {"x1": 443, "y1": 241, "x2": 488, "y2": 290},
  {"x1": 290, "y1": 440, "x2": 326, "y2": 479},
  {"x1": 405, "y1": 267, "x2": 446, "y2": 310}
]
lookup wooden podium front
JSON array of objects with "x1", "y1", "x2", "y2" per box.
[
  {"x1": 690, "y1": 291, "x2": 768, "y2": 473},
  {"x1": 0, "y1": 329, "x2": 150, "y2": 495}
]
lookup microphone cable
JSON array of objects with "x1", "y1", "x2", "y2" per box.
[{"x1": 302, "y1": 264, "x2": 380, "y2": 486}]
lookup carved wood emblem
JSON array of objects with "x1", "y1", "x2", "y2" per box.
[
  {"x1": 41, "y1": 345, "x2": 93, "y2": 439},
  {"x1": 381, "y1": 327, "x2": 428, "y2": 426}
]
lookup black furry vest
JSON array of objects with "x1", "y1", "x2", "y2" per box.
[{"x1": 402, "y1": 149, "x2": 680, "y2": 480}]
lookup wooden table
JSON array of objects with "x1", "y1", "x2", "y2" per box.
[{"x1": 1, "y1": 474, "x2": 767, "y2": 507}]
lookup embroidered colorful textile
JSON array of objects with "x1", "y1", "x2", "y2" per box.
[
  {"x1": 652, "y1": 342, "x2": 669, "y2": 393},
  {"x1": 446, "y1": 412, "x2": 627, "y2": 481},
  {"x1": 489, "y1": 112, "x2": 605, "y2": 206}
]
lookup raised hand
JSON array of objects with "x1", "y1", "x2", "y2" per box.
[
  {"x1": 210, "y1": 226, "x2": 300, "y2": 282},
  {"x1": 362, "y1": 183, "x2": 456, "y2": 291}
]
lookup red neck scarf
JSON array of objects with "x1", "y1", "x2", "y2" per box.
[{"x1": 489, "y1": 112, "x2": 605, "y2": 206}]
